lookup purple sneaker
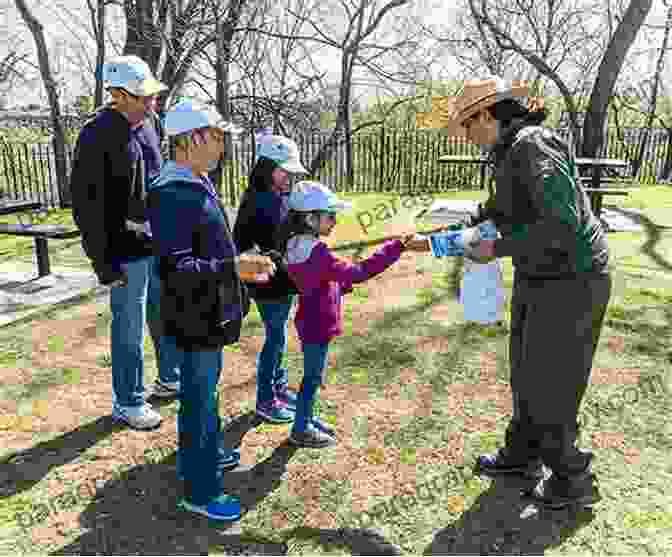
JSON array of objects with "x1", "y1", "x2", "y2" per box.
[
  {"x1": 275, "y1": 384, "x2": 298, "y2": 410},
  {"x1": 255, "y1": 400, "x2": 294, "y2": 424}
]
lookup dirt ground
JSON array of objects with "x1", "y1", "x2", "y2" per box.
[{"x1": 0, "y1": 244, "x2": 655, "y2": 555}]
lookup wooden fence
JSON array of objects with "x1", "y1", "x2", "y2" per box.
[{"x1": 0, "y1": 126, "x2": 670, "y2": 209}]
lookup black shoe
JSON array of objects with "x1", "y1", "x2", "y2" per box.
[
  {"x1": 312, "y1": 417, "x2": 336, "y2": 437},
  {"x1": 522, "y1": 470, "x2": 601, "y2": 509},
  {"x1": 475, "y1": 448, "x2": 545, "y2": 479},
  {"x1": 289, "y1": 427, "x2": 337, "y2": 448}
]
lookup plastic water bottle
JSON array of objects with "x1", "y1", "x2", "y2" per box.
[{"x1": 428, "y1": 219, "x2": 498, "y2": 257}]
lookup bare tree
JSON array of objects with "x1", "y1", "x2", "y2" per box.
[
  {"x1": 86, "y1": 0, "x2": 107, "y2": 107},
  {"x1": 0, "y1": 51, "x2": 28, "y2": 107},
  {"x1": 121, "y1": 0, "x2": 232, "y2": 109},
  {"x1": 14, "y1": 0, "x2": 70, "y2": 205},
  {"x1": 269, "y1": 0, "x2": 415, "y2": 182}
]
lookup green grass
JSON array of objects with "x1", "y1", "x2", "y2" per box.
[{"x1": 0, "y1": 186, "x2": 670, "y2": 554}]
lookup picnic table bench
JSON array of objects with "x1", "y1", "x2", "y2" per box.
[
  {"x1": 575, "y1": 158, "x2": 631, "y2": 217},
  {"x1": 0, "y1": 200, "x2": 80, "y2": 277}
]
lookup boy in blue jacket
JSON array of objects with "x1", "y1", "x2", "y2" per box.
[{"x1": 147, "y1": 100, "x2": 275, "y2": 521}]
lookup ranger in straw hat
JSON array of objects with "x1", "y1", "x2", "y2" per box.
[{"x1": 411, "y1": 76, "x2": 612, "y2": 509}]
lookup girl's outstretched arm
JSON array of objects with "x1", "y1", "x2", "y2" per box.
[{"x1": 319, "y1": 239, "x2": 406, "y2": 290}]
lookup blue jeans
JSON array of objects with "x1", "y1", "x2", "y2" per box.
[
  {"x1": 255, "y1": 296, "x2": 294, "y2": 405},
  {"x1": 176, "y1": 346, "x2": 236, "y2": 505},
  {"x1": 293, "y1": 342, "x2": 329, "y2": 433},
  {"x1": 148, "y1": 259, "x2": 181, "y2": 384},
  {"x1": 110, "y1": 256, "x2": 180, "y2": 408}
]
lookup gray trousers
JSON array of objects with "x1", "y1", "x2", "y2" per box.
[{"x1": 505, "y1": 271, "x2": 612, "y2": 477}]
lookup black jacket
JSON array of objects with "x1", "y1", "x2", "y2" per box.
[
  {"x1": 69, "y1": 107, "x2": 162, "y2": 284},
  {"x1": 233, "y1": 189, "x2": 298, "y2": 300},
  {"x1": 487, "y1": 122, "x2": 609, "y2": 277}
]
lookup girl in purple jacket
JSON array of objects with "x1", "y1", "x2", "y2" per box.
[{"x1": 281, "y1": 181, "x2": 416, "y2": 448}]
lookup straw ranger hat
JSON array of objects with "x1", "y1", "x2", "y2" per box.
[{"x1": 442, "y1": 76, "x2": 543, "y2": 135}]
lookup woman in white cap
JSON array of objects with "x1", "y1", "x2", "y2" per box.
[
  {"x1": 415, "y1": 76, "x2": 612, "y2": 509},
  {"x1": 233, "y1": 134, "x2": 308, "y2": 425},
  {"x1": 146, "y1": 99, "x2": 276, "y2": 521}
]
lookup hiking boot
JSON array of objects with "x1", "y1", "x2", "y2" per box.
[
  {"x1": 275, "y1": 383, "x2": 298, "y2": 410},
  {"x1": 112, "y1": 402, "x2": 162, "y2": 430},
  {"x1": 289, "y1": 425, "x2": 337, "y2": 448},
  {"x1": 256, "y1": 400, "x2": 294, "y2": 424},
  {"x1": 178, "y1": 493, "x2": 241, "y2": 521},
  {"x1": 522, "y1": 469, "x2": 601, "y2": 509},
  {"x1": 152, "y1": 379, "x2": 180, "y2": 399},
  {"x1": 475, "y1": 448, "x2": 544, "y2": 479},
  {"x1": 312, "y1": 417, "x2": 336, "y2": 437}
]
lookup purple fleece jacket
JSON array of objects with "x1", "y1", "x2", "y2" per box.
[{"x1": 286, "y1": 238, "x2": 404, "y2": 344}]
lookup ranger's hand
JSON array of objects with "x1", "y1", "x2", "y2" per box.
[{"x1": 465, "y1": 239, "x2": 497, "y2": 263}]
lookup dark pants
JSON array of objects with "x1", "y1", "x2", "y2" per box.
[{"x1": 505, "y1": 271, "x2": 612, "y2": 477}]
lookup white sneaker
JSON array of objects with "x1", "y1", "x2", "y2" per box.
[{"x1": 112, "y1": 403, "x2": 163, "y2": 430}]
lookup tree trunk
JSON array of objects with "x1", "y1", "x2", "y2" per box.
[
  {"x1": 14, "y1": 0, "x2": 70, "y2": 206},
  {"x1": 123, "y1": 0, "x2": 161, "y2": 72},
  {"x1": 212, "y1": 0, "x2": 246, "y2": 203},
  {"x1": 93, "y1": 0, "x2": 106, "y2": 107},
  {"x1": 581, "y1": 0, "x2": 654, "y2": 158}
]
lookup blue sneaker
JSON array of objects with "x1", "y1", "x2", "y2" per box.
[
  {"x1": 275, "y1": 383, "x2": 298, "y2": 410},
  {"x1": 256, "y1": 400, "x2": 294, "y2": 424},
  {"x1": 178, "y1": 493, "x2": 241, "y2": 521}
]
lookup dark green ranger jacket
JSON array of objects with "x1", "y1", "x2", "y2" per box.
[{"x1": 489, "y1": 124, "x2": 609, "y2": 278}]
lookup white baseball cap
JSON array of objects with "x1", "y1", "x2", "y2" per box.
[
  {"x1": 288, "y1": 181, "x2": 353, "y2": 213},
  {"x1": 163, "y1": 99, "x2": 242, "y2": 136},
  {"x1": 256, "y1": 135, "x2": 307, "y2": 174},
  {"x1": 103, "y1": 55, "x2": 167, "y2": 97}
]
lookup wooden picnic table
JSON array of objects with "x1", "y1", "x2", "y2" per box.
[
  {"x1": 0, "y1": 199, "x2": 80, "y2": 277},
  {"x1": 437, "y1": 154, "x2": 492, "y2": 195},
  {"x1": 0, "y1": 199, "x2": 41, "y2": 216},
  {"x1": 575, "y1": 158, "x2": 630, "y2": 217}
]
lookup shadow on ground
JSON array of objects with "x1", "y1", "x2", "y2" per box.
[
  {"x1": 423, "y1": 475, "x2": 595, "y2": 555},
  {"x1": 0, "y1": 416, "x2": 122, "y2": 498},
  {"x1": 607, "y1": 206, "x2": 672, "y2": 272},
  {"x1": 51, "y1": 436, "x2": 402, "y2": 555}
]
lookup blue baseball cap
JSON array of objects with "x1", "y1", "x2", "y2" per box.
[
  {"x1": 103, "y1": 55, "x2": 167, "y2": 97},
  {"x1": 256, "y1": 135, "x2": 307, "y2": 174},
  {"x1": 288, "y1": 181, "x2": 353, "y2": 213},
  {"x1": 163, "y1": 99, "x2": 242, "y2": 136}
]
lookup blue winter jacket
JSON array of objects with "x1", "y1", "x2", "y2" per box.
[{"x1": 147, "y1": 162, "x2": 249, "y2": 349}]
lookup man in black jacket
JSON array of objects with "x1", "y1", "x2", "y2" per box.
[{"x1": 70, "y1": 55, "x2": 181, "y2": 430}]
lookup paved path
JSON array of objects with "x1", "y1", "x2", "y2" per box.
[{"x1": 0, "y1": 261, "x2": 104, "y2": 328}]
